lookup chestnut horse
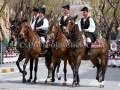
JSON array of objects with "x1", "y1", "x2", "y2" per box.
[
  {"x1": 46, "y1": 20, "x2": 74, "y2": 85},
  {"x1": 11, "y1": 21, "x2": 61, "y2": 84},
  {"x1": 64, "y1": 15, "x2": 108, "y2": 88},
  {"x1": 17, "y1": 20, "x2": 42, "y2": 83}
]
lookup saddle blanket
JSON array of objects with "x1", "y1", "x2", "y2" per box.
[{"x1": 91, "y1": 39, "x2": 102, "y2": 49}]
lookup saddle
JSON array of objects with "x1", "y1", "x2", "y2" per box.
[{"x1": 45, "y1": 35, "x2": 102, "y2": 49}]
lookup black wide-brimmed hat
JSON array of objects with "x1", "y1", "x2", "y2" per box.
[
  {"x1": 39, "y1": 8, "x2": 45, "y2": 14},
  {"x1": 81, "y1": 7, "x2": 88, "y2": 12},
  {"x1": 32, "y1": 7, "x2": 39, "y2": 12},
  {"x1": 62, "y1": 4, "x2": 70, "y2": 10}
]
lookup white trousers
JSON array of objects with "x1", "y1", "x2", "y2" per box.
[
  {"x1": 87, "y1": 37, "x2": 92, "y2": 43},
  {"x1": 41, "y1": 37, "x2": 45, "y2": 43}
]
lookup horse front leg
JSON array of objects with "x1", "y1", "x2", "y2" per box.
[
  {"x1": 62, "y1": 59, "x2": 67, "y2": 86},
  {"x1": 99, "y1": 59, "x2": 107, "y2": 88},
  {"x1": 31, "y1": 58, "x2": 38, "y2": 84},
  {"x1": 27, "y1": 58, "x2": 34, "y2": 83},
  {"x1": 72, "y1": 59, "x2": 81, "y2": 87},
  {"x1": 46, "y1": 56, "x2": 57, "y2": 83},
  {"x1": 22, "y1": 56, "x2": 29, "y2": 83},
  {"x1": 56, "y1": 59, "x2": 61, "y2": 80},
  {"x1": 16, "y1": 53, "x2": 27, "y2": 75},
  {"x1": 51, "y1": 64, "x2": 56, "y2": 82}
]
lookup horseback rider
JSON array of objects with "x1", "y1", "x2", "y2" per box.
[
  {"x1": 34, "y1": 8, "x2": 49, "y2": 55},
  {"x1": 40, "y1": 4, "x2": 71, "y2": 56},
  {"x1": 78, "y1": 6, "x2": 96, "y2": 55},
  {"x1": 59, "y1": 4, "x2": 71, "y2": 39},
  {"x1": 30, "y1": 7, "x2": 39, "y2": 31}
]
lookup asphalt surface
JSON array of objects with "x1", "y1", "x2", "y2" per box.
[{"x1": 0, "y1": 58, "x2": 120, "y2": 90}]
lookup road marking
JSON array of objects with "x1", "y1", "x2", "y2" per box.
[{"x1": 6, "y1": 68, "x2": 11, "y2": 72}]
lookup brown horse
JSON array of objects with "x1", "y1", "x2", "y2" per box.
[
  {"x1": 7, "y1": 19, "x2": 62, "y2": 83},
  {"x1": 64, "y1": 15, "x2": 108, "y2": 88},
  {"x1": 17, "y1": 19, "x2": 42, "y2": 83},
  {"x1": 46, "y1": 20, "x2": 74, "y2": 85}
]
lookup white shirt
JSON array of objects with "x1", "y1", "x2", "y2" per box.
[
  {"x1": 59, "y1": 14, "x2": 70, "y2": 25},
  {"x1": 77, "y1": 17, "x2": 95, "y2": 32},
  {"x1": 30, "y1": 14, "x2": 39, "y2": 31},
  {"x1": 36, "y1": 18, "x2": 49, "y2": 31}
]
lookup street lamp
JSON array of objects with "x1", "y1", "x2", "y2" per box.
[{"x1": 117, "y1": 27, "x2": 120, "y2": 50}]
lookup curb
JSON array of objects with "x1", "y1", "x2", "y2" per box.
[{"x1": 0, "y1": 68, "x2": 14, "y2": 74}]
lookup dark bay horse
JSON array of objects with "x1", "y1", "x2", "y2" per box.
[
  {"x1": 46, "y1": 20, "x2": 74, "y2": 85},
  {"x1": 17, "y1": 20, "x2": 42, "y2": 83},
  {"x1": 9, "y1": 19, "x2": 61, "y2": 83},
  {"x1": 64, "y1": 15, "x2": 108, "y2": 88}
]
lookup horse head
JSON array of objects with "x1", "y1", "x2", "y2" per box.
[
  {"x1": 18, "y1": 18, "x2": 31, "y2": 40},
  {"x1": 8, "y1": 19, "x2": 22, "y2": 48},
  {"x1": 49, "y1": 20, "x2": 60, "y2": 41},
  {"x1": 65, "y1": 15, "x2": 78, "y2": 34}
]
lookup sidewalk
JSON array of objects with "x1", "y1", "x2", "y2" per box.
[{"x1": 0, "y1": 57, "x2": 45, "y2": 74}]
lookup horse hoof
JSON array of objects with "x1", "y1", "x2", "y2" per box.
[
  {"x1": 76, "y1": 83, "x2": 80, "y2": 87},
  {"x1": 100, "y1": 85, "x2": 104, "y2": 88},
  {"x1": 22, "y1": 78, "x2": 26, "y2": 83},
  {"x1": 72, "y1": 82, "x2": 76, "y2": 87},
  {"x1": 57, "y1": 76, "x2": 61, "y2": 80},
  {"x1": 51, "y1": 78, "x2": 55, "y2": 82},
  {"x1": 62, "y1": 81, "x2": 66, "y2": 86},
  {"x1": 27, "y1": 79, "x2": 31, "y2": 83},
  {"x1": 62, "y1": 82, "x2": 66, "y2": 86},
  {"x1": 31, "y1": 80, "x2": 36, "y2": 84}
]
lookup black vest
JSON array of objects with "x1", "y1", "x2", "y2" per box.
[
  {"x1": 60, "y1": 15, "x2": 71, "y2": 29},
  {"x1": 81, "y1": 17, "x2": 90, "y2": 29},
  {"x1": 35, "y1": 18, "x2": 44, "y2": 30},
  {"x1": 31, "y1": 16, "x2": 39, "y2": 24}
]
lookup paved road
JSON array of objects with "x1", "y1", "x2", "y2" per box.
[{"x1": 0, "y1": 59, "x2": 120, "y2": 90}]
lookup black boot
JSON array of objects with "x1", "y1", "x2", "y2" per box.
[
  {"x1": 87, "y1": 43, "x2": 92, "y2": 55},
  {"x1": 40, "y1": 42, "x2": 49, "y2": 57}
]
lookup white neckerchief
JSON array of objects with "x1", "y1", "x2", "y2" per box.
[
  {"x1": 37, "y1": 16, "x2": 44, "y2": 23},
  {"x1": 83, "y1": 16, "x2": 89, "y2": 23},
  {"x1": 64, "y1": 14, "x2": 69, "y2": 21},
  {"x1": 33, "y1": 14, "x2": 39, "y2": 20}
]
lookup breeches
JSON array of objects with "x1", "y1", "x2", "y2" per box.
[
  {"x1": 84, "y1": 32, "x2": 96, "y2": 43},
  {"x1": 41, "y1": 37, "x2": 45, "y2": 43}
]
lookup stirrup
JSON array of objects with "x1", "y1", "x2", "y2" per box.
[{"x1": 87, "y1": 52, "x2": 92, "y2": 55}]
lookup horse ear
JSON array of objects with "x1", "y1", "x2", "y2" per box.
[{"x1": 74, "y1": 15, "x2": 78, "y2": 21}]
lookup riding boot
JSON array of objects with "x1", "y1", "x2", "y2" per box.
[
  {"x1": 40, "y1": 42, "x2": 48, "y2": 56},
  {"x1": 87, "y1": 42, "x2": 92, "y2": 55}
]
